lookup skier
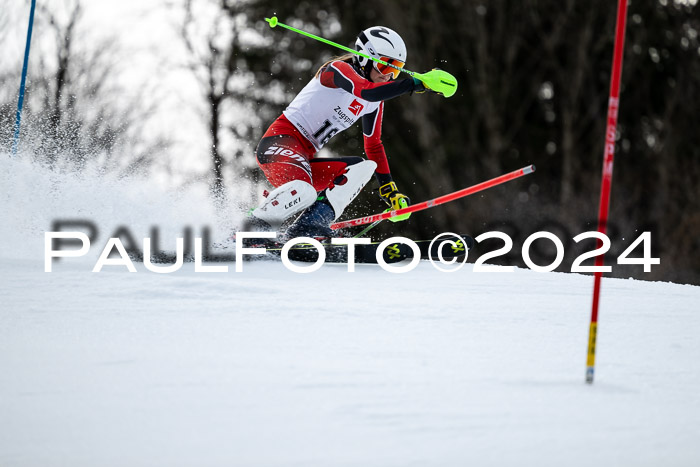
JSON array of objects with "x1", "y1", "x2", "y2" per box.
[{"x1": 249, "y1": 25, "x2": 438, "y2": 239}]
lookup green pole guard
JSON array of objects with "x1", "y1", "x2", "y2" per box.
[{"x1": 264, "y1": 16, "x2": 457, "y2": 97}]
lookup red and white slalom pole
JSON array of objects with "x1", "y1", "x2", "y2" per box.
[
  {"x1": 331, "y1": 165, "x2": 535, "y2": 230},
  {"x1": 586, "y1": 0, "x2": 629, "y2": 384}
]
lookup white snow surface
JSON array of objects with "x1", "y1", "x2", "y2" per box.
[{"x1": 2, "y1": 157, "x2": 700, "y2": 466}]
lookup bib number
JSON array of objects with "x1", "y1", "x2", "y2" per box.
[{"x1": 313, "y1": 119, "x2": 339, "y2": 145}]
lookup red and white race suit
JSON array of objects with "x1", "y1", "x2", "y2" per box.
[{"x1": 256, "y1": 59, "x2": 420, "y2": 192}]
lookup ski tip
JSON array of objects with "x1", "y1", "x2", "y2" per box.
[
  {"x1": 524, "y1": 164, "x2": 536, "y2": 174},
  {"x1": 265, "y1": 16, "x2": 278, "y2": 28}
]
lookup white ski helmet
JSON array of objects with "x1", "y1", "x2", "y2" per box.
[{"x1": 355, "y1": 26, "x2": 407, "y2": 80}]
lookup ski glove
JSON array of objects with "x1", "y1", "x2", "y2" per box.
[
  {"x1": 412, "y1": 77, "x2": 427, "y2": 94},
  {"x1": 414, "y1": 69, "x2": 448, "y2": 96},
  {"x1": 379, "y1": 181, "x2": 411, "y2": 222}
]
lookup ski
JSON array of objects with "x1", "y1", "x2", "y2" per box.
[
  {"x1": 140, "y1": 233, "x2": 474, "y2": 264},
  {"x1": 239, "y1": 233, "x2": 474, "y2": 264}
]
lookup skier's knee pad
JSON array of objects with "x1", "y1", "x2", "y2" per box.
[
  {"x1": 251, "y1": 180, "x2": 317, "y2": 226},
  {"x1": 325, "y1": 160, "x2": 377, "y2": 221}
]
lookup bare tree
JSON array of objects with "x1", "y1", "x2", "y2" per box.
[
  {"x1": 1, "y1": 0, "x2": 167, "y2": 175},
  {"x1": 176, "y1": 0, "x2": 321, "y2": 211},
  {"x1": 179, "y1": 0, "x2": 236, "y2": 205}
]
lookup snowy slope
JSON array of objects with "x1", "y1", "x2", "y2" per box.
[{"x1": 1, "y1": 157, "x2": 699, "y2": 466}]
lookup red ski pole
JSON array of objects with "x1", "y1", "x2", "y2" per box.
[
  {"x1": 331, "y1": 165, "x2": 535, "y2": 230},
  {"x1": 586, "y1": 0, "x2": 629, "y2": 385}
]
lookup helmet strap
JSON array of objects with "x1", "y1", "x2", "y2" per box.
[{"x1": 363, "y1": 62, "x2": 374, "y2": 79}]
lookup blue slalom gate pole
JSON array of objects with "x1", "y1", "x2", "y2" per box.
[{"x1": 11, "y1": 0, "x2": 37, "y2": 157}]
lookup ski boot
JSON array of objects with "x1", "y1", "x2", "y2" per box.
[{"x1": 283, "y1": 198, "x2": 335, "y2": 242}]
